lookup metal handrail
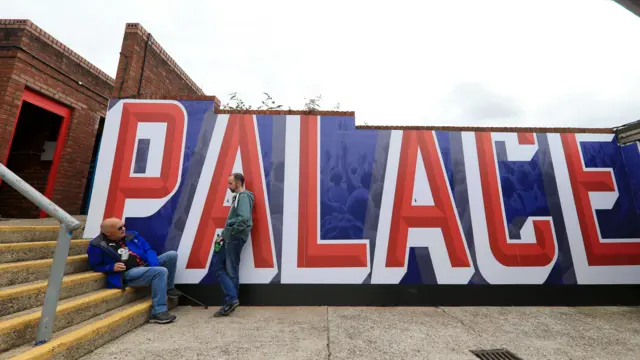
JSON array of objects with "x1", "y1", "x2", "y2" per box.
[{"x1": 0, "y1": 162, "x2": 82, "y2": 346}]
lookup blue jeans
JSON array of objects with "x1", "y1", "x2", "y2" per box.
[
  {"x1": 124, "y1": 250, "x2": 177, "y2": 315},
  {"x1": 213, "y1": 236, "x2": 246, "y2": 304}
]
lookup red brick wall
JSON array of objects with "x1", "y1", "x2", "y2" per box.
[
  {"x1": 0, "y1": 25, "x2": 24, "y2": 165},
  {"x1": 0, "y1": 19, "x2": 114, "y2": 217},
  {"x1": 112, "y1": 23, "x2": 205, "y2": 98},
  {"x1": 0, "y1": 20, "x2": 208, "y2": 218}
]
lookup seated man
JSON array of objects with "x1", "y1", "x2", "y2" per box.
[{"x1": 86, "y1": 218, "x2": 182, "y2": 324}]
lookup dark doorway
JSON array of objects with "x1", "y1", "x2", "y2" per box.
[
  {"x1": 0, "y1": 102, "x2": 63, "y2": 218},
  {"x1": 80, "y1": 116, "x2": 105, "y2": 215}
]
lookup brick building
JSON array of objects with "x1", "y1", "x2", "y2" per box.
[
  {"x1": 0, "y1": 20, "x2": 207, "y2": 218},
  {"x1": 2, "y1": 1, "x2": 635, "y2": 219},
  {"x1": 113, "y1": 23, "x2": 205, "y2": 98}
]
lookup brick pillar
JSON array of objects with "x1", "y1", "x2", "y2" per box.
[
  {"x1": 112, "y1": 23, "x2": 205, "y2": 98},
  {"x1": 0, "y1": 24, "x2": 27, "y2": 164}
]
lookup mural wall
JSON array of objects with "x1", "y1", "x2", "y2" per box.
[{"x1": 84, "y1": 99, "x2": 640, "y2": 285}]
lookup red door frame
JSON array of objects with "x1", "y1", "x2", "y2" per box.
[{"x1": 3, "y1": 88, "x2": 72, "y2": 218}]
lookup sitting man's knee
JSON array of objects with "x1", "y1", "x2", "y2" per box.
[
  {"x1": 152, "y1": 267, "x2": 169, "y2": 279},
  {"x1": 164, "y1": 250, "x2": 178, "y2": 260}
]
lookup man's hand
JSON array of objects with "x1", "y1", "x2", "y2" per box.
[{"x1": 113, "y1": 263, "x2": 126, "y2": 272}]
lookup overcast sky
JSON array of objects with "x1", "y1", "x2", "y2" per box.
[{"x1": 4, "y1": 0, "x2": 640, "y2": 128}]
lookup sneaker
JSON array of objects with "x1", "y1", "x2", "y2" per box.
[
  {"x1": 167, "y1": 288, "x2": 183, "y2": 299},
  {"x1": 213, "y1": 300, "x2": 239, "y2": 317},
  {"x1": 149, "y1": 311, "x2": 177, "y2": 324}
]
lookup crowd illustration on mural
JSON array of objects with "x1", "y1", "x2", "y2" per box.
[{"x1": 84, "y1": 99, "x2": 640, "y2": 286}]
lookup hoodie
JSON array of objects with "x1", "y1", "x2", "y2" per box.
[{"x1": 222, "y1": 189, "x2": 254, "y2": 241}]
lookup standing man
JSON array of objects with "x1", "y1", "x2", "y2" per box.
[
  {"x1": 213, "y1": 173, "x2": 254, "y2": 317},
  {"x1": 86, "y1": 218, "x2": 182, "y2": 324}
]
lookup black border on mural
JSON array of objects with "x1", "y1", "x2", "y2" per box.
[{"x1": 175, "y1": 284, "x2": 640, "y2": 307}]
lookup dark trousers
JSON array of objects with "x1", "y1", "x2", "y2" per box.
[{"x1": 213, "y1": 236, "x2": 246, "y2": 304}]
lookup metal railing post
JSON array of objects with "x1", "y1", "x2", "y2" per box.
[
  {"x1": 35, "y1": 224, "x2": 73, "y2": 344},
  {"x1": 0, "y1": 163, "x2": 81, "y2": 345}
]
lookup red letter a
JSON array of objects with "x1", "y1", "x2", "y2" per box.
[
  {"x1": 386, "y1": 131, "x2": 471, "y2": 268},
  {"x1": 186, "y1": 114, "x2": 274, "y2": 269}
]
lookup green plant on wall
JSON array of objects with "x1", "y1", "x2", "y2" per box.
[
  {"x1": 259, "y1": 92, "x2": 283, "y2": 110},
  {"x1": 303, "y1": 94, "x2": 322, "y2": 111},
  {"x1": 220, "y1": 92, "x2": 252, "y2": 110},
  {"x1": 221, "y1": 92, "x2": 342, "y2": 111}
]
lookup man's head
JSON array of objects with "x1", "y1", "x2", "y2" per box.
[
  {"x1": 100, "y1": 218, "x2": 126, "y2": 241},
  {"x1": 228, "y1": 173, "x2": 245, "y2": 193}
]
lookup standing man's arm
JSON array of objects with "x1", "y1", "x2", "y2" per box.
[
  {"x1": 236, "y1": 193, "x2": 252, "y2": 220},
  {"x1": 230, "y1": 193, "x2": 252, "y2": 235}
]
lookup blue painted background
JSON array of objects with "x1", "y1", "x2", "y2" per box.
[{"x1": 114, "y1": 101, "x2": 640, "y2": 285}]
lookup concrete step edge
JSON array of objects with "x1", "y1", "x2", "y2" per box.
[
  {"x1": 0, "y1": 240, "x2": 90, "y2": 264},
  {"x1": 0, "y1": 240, "x2": 89, "y2": 250},
  {"x1": 0, "y1": 272, "x2": 103, "y2": 300},
  {"x1": 0, "y1": 216, "x2": 86, "y2": 227},
  {"x1": 0, "y1": 226, "x2": 86, "y2": 244},
  {"x1": 0, "y1": 255, "x2": 87, "y2": 272},
  {"x1": 0, "y1": 288, "x2": 146, "y2": 352},
  {"x1": 0, "y1": 226, "x2": 64, "y2": 232},
  {"x1": 0, "y1": 288, "x2": 136, "y2": 331},
  {"x1": 0, "y1": 256, "x2": 89, "y2": 288},
  {"x1": 0, "y1": 272, "x2": 105, "y2": 317},
  {"x1": 3, "y1": 298, "x2": 153, "y2": 360}
]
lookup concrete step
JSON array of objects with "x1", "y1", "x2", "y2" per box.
[
  {"x1": 0, "y1": 240, "x2": 89, "y2": 264},
  {"x1": 0, "y1": 287, "x2": 148, "y2": 353},
  {"x1": 0, "y1": 299, "x2": 153, "y2": 360},
  {"x1": 0, "y1": 297, "x2": 179, "y2": 360},
  {"x1": 0, "y1": 225, "x2": 85, "y2": 244},
  {"x1": 0, "y1": 255, "x2": 89, "y2": 287},
  {"x1": 0, "y1": 216, "x2": 86, "y2": 227},
  {"x1": 0, "y1": 272, "x2": 105, "y2": 317}
]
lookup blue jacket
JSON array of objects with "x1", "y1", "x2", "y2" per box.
[{"x1": 86, "y1": 231, "x2": 160, "y2": 289}]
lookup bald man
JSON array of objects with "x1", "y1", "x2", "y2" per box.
[{"x1": 86, "y1": 218, "x2": 182, "y2": 324}]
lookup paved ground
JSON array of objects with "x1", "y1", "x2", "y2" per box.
[{"x1": 81, "y1": 306, "x2": 640, "y2": 360}]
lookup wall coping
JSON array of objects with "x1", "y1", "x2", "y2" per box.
[
  {"x1": 107, "y1": 98, "x2": 617, "y2": 133},
  {"x1": 215, "y1": 109, "x2": 355, "y2": 116},
  {"x1": 356, "y1": 125, "x2": 615, "y2": 134},
  {"x1": 117, "y1": 94, "x2": 220, "y2": 105}
]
